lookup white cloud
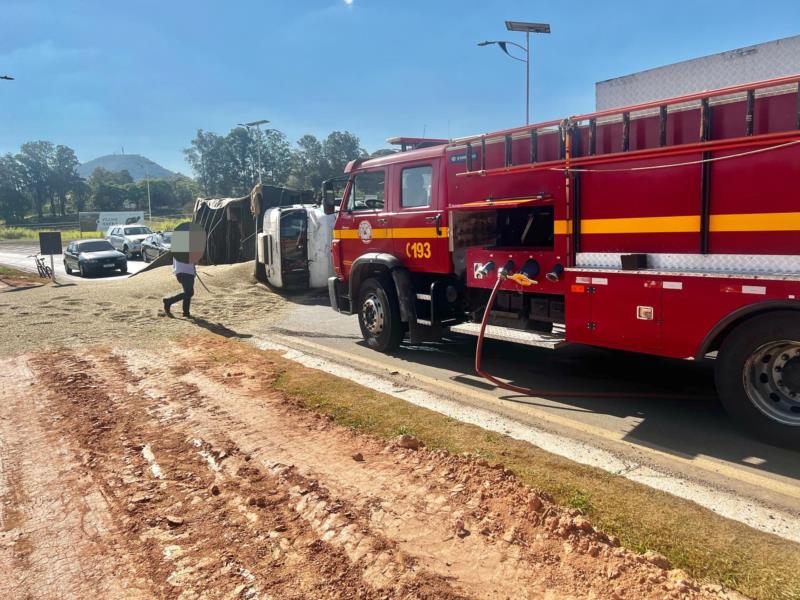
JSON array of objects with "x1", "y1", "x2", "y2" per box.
[{"x1": 344, "y1": 0, "x2": 354, "y2": 5}]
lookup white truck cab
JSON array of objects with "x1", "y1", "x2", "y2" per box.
[{"x1": 256, "y1": 204, "x2": 335, "y2": 290}]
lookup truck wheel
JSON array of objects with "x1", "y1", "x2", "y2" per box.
[
  {"x1": 357, "y1": 277, "x2": 403, "y2": 352},
  {"x1": 715, "y1": 311, "x2": 800, "y2": 449}
]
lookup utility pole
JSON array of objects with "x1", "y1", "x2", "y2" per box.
[{"x1": 238, "y1": 119, "x2": 270, "y2": 185}]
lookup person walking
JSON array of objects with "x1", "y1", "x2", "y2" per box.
[{"x1": 163, "y1": 257, "x2": 196, "y2": 318}]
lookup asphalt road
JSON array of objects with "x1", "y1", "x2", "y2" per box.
[
  {"x1": 266, "y1": 290, "x2": 800, "y2": 518},
  {"x1": 0, "y1": 241, "x2": 149, "y2": 283}
]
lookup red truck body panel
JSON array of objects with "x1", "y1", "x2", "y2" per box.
[{"x1": 332, "y1": 75, "x2": 800, "y2": 361}]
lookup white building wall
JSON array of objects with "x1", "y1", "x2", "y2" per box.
[{"x1": 596, "y1": 35, "x2": 800, "y2": 110}]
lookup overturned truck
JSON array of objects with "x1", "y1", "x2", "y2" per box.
[{"x1": 193, "y1": 184, "x2": 335, "y2": 290}]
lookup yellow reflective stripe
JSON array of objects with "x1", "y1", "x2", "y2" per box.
[
  {"x1": 333, "y1": 227, "x2": 447, "y2": 239},
  {"x1": 581, "y1": 215, "x2": 701, "y2": 234},
  {"x1": 333, "y1": 229, "x2": 360, "y2": 239},
  {"x1": 392, "y1": 227, "x2": 448, "y2": 238},
  {"x1": 554, "y1": 220, "x2": 571, "y2": 235},
  {"x1": 335, "y1": 212, "x2": 800, "y2": 240},
  {"x1": 710, "y1": 212, "x2": 800, "y2": 232},
  {"x1": 577, "y1": 212, "x2": 800, "y2": 234}
]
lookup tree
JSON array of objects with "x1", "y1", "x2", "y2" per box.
[
  {"x1": 259, "y1": 128, "x2": 292, "y2": 187},
  {"x1": 184, "y1": 130, "x2": 230, "y2": 197},
  {"x1": 170, "y1": 174, "x2": 201, "y2": 211},
  {"x1": 290, "y1": 134, "x2": 327, "y2": 190},
  {"x1": 0, "y1": 153, "x2": 29, "y2": 223},
  {"x1": 185, "y1": 127, "x2": 294, "y2": 197},
  {"x1": 17, "y1": 141, "x2": 55, "y2": 219},
  {"x1": 50, "y1": 145, "x2": 81, "y2": 217},
  {"x1": 370, "y1": 148, "x2": 397, "y2": 158},
  {"x1": 289, "y1": 131, "x2": 366, "y2": 191},
  {"x1": 69, "y1": 179, "x2": 91, "y2": 214},
  {"x1": 322, "y1": 131, "x2": 366, "y2": 178}
]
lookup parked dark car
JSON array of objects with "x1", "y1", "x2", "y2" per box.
[
  {"x1": 63, "y1": 239, "x2": 127, "y2": 277},
  {"x1": 141, "y1": 231, "x2": 172, "y2": 263}
]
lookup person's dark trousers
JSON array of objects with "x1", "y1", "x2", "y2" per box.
[{"x1": 165, "y1": 273, "x2": 195, "y2": 316}]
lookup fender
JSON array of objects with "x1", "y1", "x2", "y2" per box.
[
  {"x1": 348, "y1": 252, "x2": 404, "y2": 302},
  {"x1": 696, "y1": 299, "x2": 800, "y2": 359},
  {"x1": 348, "y1": 253, "x2": 416, "y2": 326}
]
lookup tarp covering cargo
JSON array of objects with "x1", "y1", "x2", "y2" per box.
[{"x1": 193, "y1": 184, "x2": 314, "y2": 265}]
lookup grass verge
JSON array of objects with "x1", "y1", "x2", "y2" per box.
[{"x1": 243, "y1": 346, "x2": 800, "y2": 600}]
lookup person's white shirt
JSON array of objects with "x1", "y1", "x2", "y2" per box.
[{"x1": 173, "y1": 258, "x2": 196, "y2": 276}]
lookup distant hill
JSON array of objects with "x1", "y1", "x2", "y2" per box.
[{"x1": 78, "y1": 154, "x2": 175, "y2": 181}]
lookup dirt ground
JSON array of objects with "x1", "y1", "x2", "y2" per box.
[
  {"x1": 0, "y1": 262, "x2": 284, "y2": 357},
  {"x1": 0, "y1": 294, "x2": 741, "y2": 600}
]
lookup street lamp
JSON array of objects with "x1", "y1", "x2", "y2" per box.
[
  {"x1": 478, "y1": 21, "x2": 551, "y2": 124},
  {"x1": 237, "y1": 119, "x2": 270, "y2": 185}
]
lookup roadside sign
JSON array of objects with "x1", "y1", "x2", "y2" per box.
[
  {"x1": 79, "y1": 211, "x2": 145, "y2": 233},
  {"x1": 38, "y1": 231, "x2": 62, "y2": 256}
]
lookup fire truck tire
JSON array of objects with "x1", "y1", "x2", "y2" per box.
[
  {"x1": 715, "y1": 311, "x2": 800, "y2": 449},
  {"x1": 357, "y1": 277, "x2": 403, "y2": 352}
]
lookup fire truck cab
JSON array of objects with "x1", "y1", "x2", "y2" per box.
[{"x1": 326, "y1": 78, "x2": 800, "y2": 448}]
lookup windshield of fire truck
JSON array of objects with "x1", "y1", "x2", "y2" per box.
[{"x1": 347, "y1": 170, "x2": 385, "y2": 211}]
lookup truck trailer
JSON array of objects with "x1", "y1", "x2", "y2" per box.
[{"x1": 325, "y1": 74, "x2": 800, "y2": 447}]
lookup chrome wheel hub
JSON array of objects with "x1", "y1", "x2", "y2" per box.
[
  {"x1": 362, "y1": 293, "x2": 385, "y2": 335},
  {"x1": 744, "y1": 340, "x2": 800, "y2": 426}
]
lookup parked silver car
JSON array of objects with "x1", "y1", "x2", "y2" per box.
[{"x1": 106, "y1": 224, "x2": 154, "y2": 258}]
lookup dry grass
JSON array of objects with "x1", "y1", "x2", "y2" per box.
[
  {"x1": 0, "y1": 227, "x2": 97, "y2": 242},
  {"x1": 268, "y1": 353, "x2": 800, "y2": 600},
  {"x1": 0, "y1": 219, "x2": 189, "y2": 242}
]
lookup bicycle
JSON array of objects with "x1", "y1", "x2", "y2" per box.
[{"x1": 28, "y1": 254, "x2": 53, "y2": 279}]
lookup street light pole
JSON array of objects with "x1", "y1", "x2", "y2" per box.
[
  {"x1": 238, "y1": 119, "x2": 270, "y2": 185},
  {"x1": 526, "y1": 31, "x2": 531, "y2": 125},
  {"x1": 478, "y1": 21, "x2": 550, "y2": 125}
]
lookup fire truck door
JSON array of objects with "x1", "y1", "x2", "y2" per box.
[
  {"x1": 336, "y1": 169, "x2": 391, "y2": 276},
  {"x1": 588, "y1": 274, "x2": 663, "y2": 353},
  {"x1": 391, "y1": 160, "x2": 449, "y2": 273}
]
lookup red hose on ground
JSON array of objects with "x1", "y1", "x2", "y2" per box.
[{"x1": 473, "y1": 276, "x2": 693, "y2": 399}]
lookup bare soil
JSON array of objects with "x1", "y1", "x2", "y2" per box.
[{"x1": 0, "y1": 332, "x2": 741, "y2": 599}]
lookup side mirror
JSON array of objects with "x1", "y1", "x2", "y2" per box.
[{"x1": 322, "y1": 181, "x2": 336, "y2": 215}]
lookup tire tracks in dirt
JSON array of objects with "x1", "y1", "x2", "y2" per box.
[{"x1": 1, "y1": 338, "x2": 738, "y2": 599}]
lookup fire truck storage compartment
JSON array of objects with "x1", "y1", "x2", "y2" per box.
[
  {"x1": 450, "y1": 204, "x2": 555, "y2": 277},
  {"x1": 448, "y1": 202, "x2": 562, "y2": 330}
]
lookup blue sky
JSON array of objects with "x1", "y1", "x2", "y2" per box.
[{"x1": 2, "y1": 0, "x2": 799, "y2": 175}]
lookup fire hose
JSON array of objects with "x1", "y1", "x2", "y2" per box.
[{"x1": 473, "y1": 262, "x2": 694, "y2": 399}]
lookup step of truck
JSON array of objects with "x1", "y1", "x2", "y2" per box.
[{"x1": 448, "y1": 323, "x2": 568, "y2": 349}]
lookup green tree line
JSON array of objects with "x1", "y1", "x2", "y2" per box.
[
  {"x1": 0, "y1": 141, "x2": 200, "y2": 223},
  {"x1": 183, "y1": 128, "x2": 370, "y2": 197},
  {"x1": 0, "y1": 128, "x2": 380, "y2": 223}
]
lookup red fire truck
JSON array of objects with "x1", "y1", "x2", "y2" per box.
[{"x1": 324, "y1": 74, "x2": 800, "y2": 447}]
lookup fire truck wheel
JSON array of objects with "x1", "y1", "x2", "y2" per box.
[
  {"x1": 715, "y1": 311, "x2": 800, "y2": 449},
  {"x1": 357, "y1": 277, "x2": 403, "y2": 352}
]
